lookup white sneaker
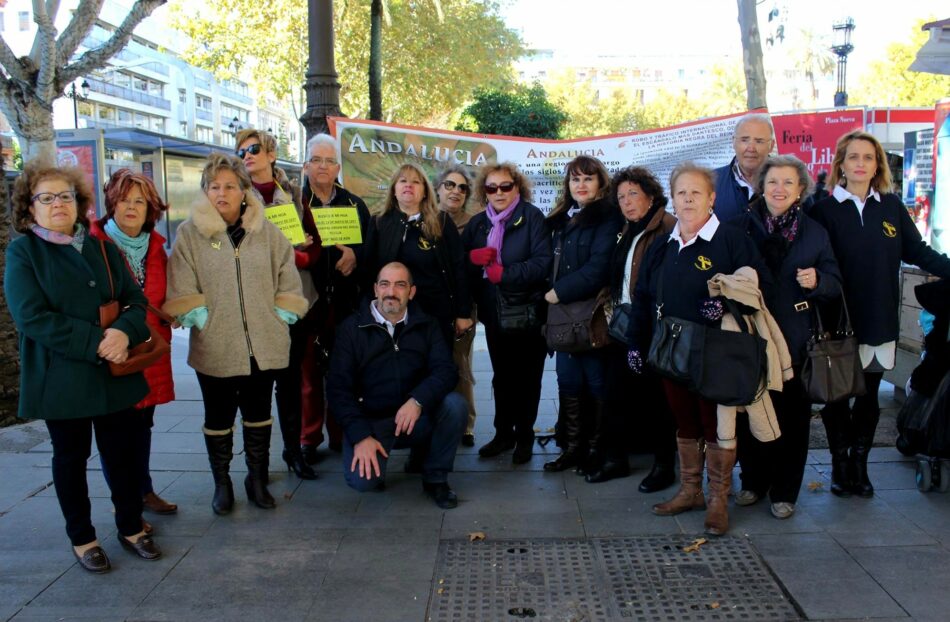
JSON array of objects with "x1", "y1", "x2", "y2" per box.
[
  {"x1": 734, "y1": 489, "x2": 760, "y2": 506},
  {"x1": 770, "y1": 502, "x2": 795, "y2": 519}
]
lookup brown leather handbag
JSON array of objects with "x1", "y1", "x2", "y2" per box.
[
  {"x1": 97, "y1": 239, "x2": 171, "y2": 376},
  {"x1": 542, "y1": 242, "x2": 609, "y2": 352}
]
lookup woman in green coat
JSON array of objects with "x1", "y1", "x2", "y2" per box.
[{"x1": 4, "y1": 162, "x2": 162, "y2": 573}]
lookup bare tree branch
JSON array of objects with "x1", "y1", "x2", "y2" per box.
[
  {"x1": 56, "y1": 0, "x2": 106, "y2": 67},
  {"x1": 60, "y1": 0, "x2": 166, "y2": 84},
  {"x1": 0, "y1": 38, "x2": 29, "y2": 83},
  {"x1": 31, "y1": 0, "x2": 59, "y2": 103},
  {"x1": 29, "y1": 0, "x2": 63, "y2": 63}
]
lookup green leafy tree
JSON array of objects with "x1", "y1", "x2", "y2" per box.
[
  {"x1": 172, "y1": 0, "x2": 522, "y2": 125},
  {"x1": 544, "y1": 69, "x2": 639, "y2": 138},
  {"x1": 852, "y1": 18, "x2": 950, "y2": 107},
  {"x1": 455, "y1": 84, "x2": 566, "y2": 139}
]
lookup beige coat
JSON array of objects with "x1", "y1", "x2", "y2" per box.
[
  {"x1": 707, "y1": 267, "x2": 793, "y2": 447},
  {"x1": 164, "y1": 189, "x2": 308, "y2": 378}
]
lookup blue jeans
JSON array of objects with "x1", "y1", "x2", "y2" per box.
[
  {"x1": 555, "y1": 350, "x2": 607, "y2": 399},
  {"x1": 342, "y1": 392, "x2": 467, "y2": 491}
]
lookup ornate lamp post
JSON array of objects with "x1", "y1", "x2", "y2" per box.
[
  {"x1": 832, "y1": 18, "x2": 855, "y2": 107},
  {"x1": 300, "y1": 0, "x2": 342, "y2": 139},
  {"x1": 66, "y1": 79, "x2": 91, "y2": 129}
]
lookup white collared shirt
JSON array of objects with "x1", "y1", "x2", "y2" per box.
[
  {"x1": 732, "y1": 160, "x2": 755, "y2": 200},
  {"x1": 832, "y1": 184, "x2": 882, "y2": 225},
  {"x1": 669, "y1": 214, "x2": 720, "y2": 252},
  {"x1": 370, "y1": 300, "x2": 408, "y2": 337}
]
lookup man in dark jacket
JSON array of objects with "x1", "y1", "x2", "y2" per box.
[
  {"x1": 326, "y1": 262, "x2": 466, "y2": 508},
  {"x1": 713, "y1": 113, "x2": 775, "y2": 223}
]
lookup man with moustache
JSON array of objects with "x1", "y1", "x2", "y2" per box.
[
  {"x1": 326, "y1": 262, "x2": 466, "y2": 509},
  {"x1": 713, "y1": 113, "x2": 776, "y2": 222},
  {"x1": 299, "y1": 133, "x2": 375, "y2": 460}
]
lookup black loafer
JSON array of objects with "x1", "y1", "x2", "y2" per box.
[
  {"x1": 638, "y1": 463, "x2": 676, "y2": 493},
  {"x1": 423, "y1": 482, "x2": 458, "y2": 509},
  {"x1": 512, "y1": 441, "x2": 534, "y2": 465},
  {"x1": 74, "y1": 546, "x2": 111, "y2": 574},
  {"x1": 478, "y1": 436, "x2": 515, "y2": 457},
  {"x1": 119, "y1": 534, "x2": 162, "y2": 561}
]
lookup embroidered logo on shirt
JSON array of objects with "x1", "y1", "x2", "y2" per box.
[
  {"x1": 418, "y1": 237, "x2": 432, "y2": 251},
  {"x1": 882, "y1": 221, "x2": 897, "y2": 238},
  {"x1": 512, "y1": 216, "x2": 523, "y2": 227},
  {"x1": 694, "y1": 255, "x2": 713, "y2": 271},
  {"x1": 211, "y1": 241, "x2": 221, "y2": 250}
]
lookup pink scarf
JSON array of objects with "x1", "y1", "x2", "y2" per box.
[{"x1": 485, "y1": 196, "x2": 519, "y2": 267}]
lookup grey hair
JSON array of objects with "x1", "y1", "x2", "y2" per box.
[
  {"x1": 201, "y1": 152, "x2": 252, "y2": 192},
  {"x1": 733, "y1": 112, "x2": 774, "y2": 139},
  {"x1": 305, "y1": 133, "x2": 338, "y2": 159},
  {"x1": 434, "y1": 165, "x2": 472, "y2": 206},
  {"x1": 755, "y1": 155, "x2": 814, "y2": 198}
]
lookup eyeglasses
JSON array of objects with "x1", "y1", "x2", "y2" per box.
[
  {"x1": 484, "y1": 182, "x2": 516, "y2": 194},
  {"x1": 32, "y1": 191, "x2": 77, "y2": 205},
  {"x1": 441, "y1": 180, "x2": 469, "y2": 194},
  {"x1": 236, "y1": 143, "x2": 263, "y2": 159},
  {"x1": 376, "y1": 280, "x2": 411, "y2": 290},
  {"x1": 308, "y1": 156, "x2": 338, "y2": 167}
]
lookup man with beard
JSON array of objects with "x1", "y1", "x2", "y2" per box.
[{"x1": 326, "y1": 262, "x2": 466, "y2": 508}]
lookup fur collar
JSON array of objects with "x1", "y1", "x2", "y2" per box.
[{"x1": 190, "y1": 189, "x2": 264, "y2": 239}]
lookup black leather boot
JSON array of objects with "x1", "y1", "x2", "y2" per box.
[
  {"x1": 243, "y1": 422, "x2": 276, "y2": 509},
  {"x1": 576, "y1": 398, "x2": 605, "y2": 476},
  {"x1": 638, "y1": 457, "x2": 676, "y2": 492},
  {"x1": 851, "y1": 401, "x2": 880, "y2": 498},
  {"x1": 203, "y1": 429, "x2": 234, "y2": 515},
  {"x1": 544, "y1": 395, "x2": 585, "y2": 472},
  {"x1": 282, "y1": 447, "x2": 317, "y2": 480},
  {"x1": 821, "y1": 407, "x2": 853, "y2": 498}
]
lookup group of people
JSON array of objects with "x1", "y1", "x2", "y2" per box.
[{"x1": 7, "y1": 112, "x2": 950, "y2": 573}]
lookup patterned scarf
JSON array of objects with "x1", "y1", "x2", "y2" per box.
[
  {"x1": 104, "y1": 218, "x2": 149, "y2": 284},
  {"x1": 762, "y1": 205, "x2": 801, "y2": 243},
  {"x1": 30, "y1": 223, "x2": 85, "y2": 253}
]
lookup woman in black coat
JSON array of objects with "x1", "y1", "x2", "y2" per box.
[
  {"x1": 543, "y1": 156, "x2": 622, "y2": 474},
  {"x1": 371, "y1": 163, "x2": 473, "y2": 347},
  {"x1": 811, "y1": 130, "x2": 950, "y2": 498},
  {"x1": 734, "y1": 155, "x2": 842, "y2": 519},
  {"x1": 463, "y1": 162, "x2": 552, "y2": 464}
]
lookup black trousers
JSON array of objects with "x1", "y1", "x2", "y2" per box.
[
  {"x1": 101, "y1": 405, "x2": 157, "y2": 497},
  {"x1": 196, "y1": 358, "x2": 277, "y2": 432},
  {"x1": 737, "y1": 372, "x2": 812, "y2": 504},
  {"x1": 274, "y1": 321, "x2": 308, "y2": 451},
  {"x1": 605, "y1": 344, "x2": 676, "y2": 462},
  {"x1": 483, "y1": 320, "x2": 547, "y2": 443},
  {"x1": 46, "y1": 408, "x2": 143, "y2": 546}
]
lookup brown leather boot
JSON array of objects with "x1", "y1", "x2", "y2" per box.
[
  {"x1": 652, "y1": 438, "x2": 706, "y2": 516},
  {"x1": 704, "y1": 443, "x2": 737, "y2": 536}
]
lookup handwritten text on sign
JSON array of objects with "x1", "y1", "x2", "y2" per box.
[{"x1": 312, "y1": 207, "x2": 363, "y2": 246}]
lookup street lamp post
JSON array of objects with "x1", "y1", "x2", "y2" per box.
[
  {"x1": 66, "y1": 79, "x2": 91, "y2": 129},
  {"x1": 831, "y1": 18, "x2": 855, "y2": 107},
  {"x1": 300, "y1": 0, "x2": 341, "y2": 139}
]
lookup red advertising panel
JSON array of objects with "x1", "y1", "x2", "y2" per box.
[
  {"x1": 56, "y1": 142, "x2": 100, "y2": 222},
  {"x1": 772, "y1": 109, "x2": 864, "y2": 180}
]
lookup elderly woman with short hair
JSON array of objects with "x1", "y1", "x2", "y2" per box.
[
  {"x1": 164, "y1": 153, "x2": 307, "y2": 515},
  {"x1": 5, "y1": 162, "x2": 160, "y2": 573},
  {"x1": 90, "y1": 169, "x2": 177, "y2": 521},
  {"x1": 733, "y1": 155, "x2": 842, "y2": 519}
]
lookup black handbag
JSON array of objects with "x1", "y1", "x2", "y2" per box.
[
  {"x1": 496, "y1": 288, "x2": 543, "y2": 334},
  {"x1": 607, "y1": 302, "x2": 634, "y2": 344},
  {"x1": 800, "y1": 295, "x2": 866, "y2": 404},
  {"x1": 542, "y1": 239, "x2": 609, "y2": 353}
]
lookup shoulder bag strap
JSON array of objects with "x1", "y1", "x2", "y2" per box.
[{"x1": 98, "y1": 238, "x2": 116, "y2": 300}]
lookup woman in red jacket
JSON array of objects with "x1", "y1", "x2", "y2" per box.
[{"x1": 91, "y1": 169, "x2": 177, "y2": 522}]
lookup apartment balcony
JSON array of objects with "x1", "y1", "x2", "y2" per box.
[{"x1": 86, "y1": 78, "x2": 172, "y2": 111}]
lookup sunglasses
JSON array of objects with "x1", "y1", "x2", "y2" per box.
[
  {"x1": 484, "y1": 182, "x2": 516, "y2": 194},
  {"x1": 441, "y1": 180, "x2": 469, "y2": 194},
  {"x1": 236, "y1": 143, "x2": 263, "y2": 159}
]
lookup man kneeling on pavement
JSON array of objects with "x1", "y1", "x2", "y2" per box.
[{"x1": 327, "y1": 261, "x2": 467, "y2": 508}]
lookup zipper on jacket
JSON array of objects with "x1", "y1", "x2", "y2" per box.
[{"x1": 229, "y1": 236, "x2": 254, "y2": 358}]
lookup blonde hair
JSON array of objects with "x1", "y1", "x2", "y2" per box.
[
  {"x1": 828, "y1": 130, "x2": 893, "y2": 194},
  {"x1": 380, "y1": 163, "x2": 443, "y2": 240}
]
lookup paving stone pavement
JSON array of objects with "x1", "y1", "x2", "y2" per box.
[{"x1": 2, "y1": 328, "x2": 950, "y2": 621}]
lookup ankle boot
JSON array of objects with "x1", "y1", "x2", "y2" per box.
[
  {"x1": 544, "y1": 395, "x2": 585, "y2": 472},
  {"x1": 282, "y1": 447, "x2": 317, "y2": 480},
  {"x1": 243, "y1": 421, "x2": 276, "y2": 509},
  {"x1": 851, "y1": 407, "x2": 879, "y2": 498},
  {"x1": 653, "y1": 438, "x2": 706, "y2": 515},
  {"x1": 576, "y1": 398, "x2": 606, "y2": 476},
  {"x1": 704, "y1": 443, "x2": 736, "y2": 536},
  {"x1": 584, "y1": 449, "x2": 630, "y2": 483},
  {"x1": 203, "y1": 429, "x2": 234, "y2": 515},
  {"x1": 821, "y1": 408, "x2": 853, "y2": 497},
  {"x1": 638, "y1": 457, "x2": 676, "y2": 493}
]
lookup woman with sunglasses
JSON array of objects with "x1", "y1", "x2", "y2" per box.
[
  {"x1": 436, "y1": 166, "x2": 481, "y2": 447},
  {"x1": 372, "y1": 163, "x2": 472, "y2": 349},
  {"x1": 463, "y1": 162, "x2": 551, "y2": 463},
  {"x1": 235, "y1": 129, "x2": 321, "y2": 480},
  {"x1": 544, "y1": 155, "x2": 623, "y2": 475}
]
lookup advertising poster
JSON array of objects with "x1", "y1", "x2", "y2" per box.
[
  {"x1": 56, "y1": 141, "x2": 101, "y2": 221},
  {"x1": 771, "y1": 109, "x2": 864, "y2": 180},
  {"x1": 329, "y1": 111, "x2": 755, "y2": 215}
]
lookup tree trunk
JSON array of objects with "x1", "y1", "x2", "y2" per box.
[
  {"x1": 369, "y1": 0, "x2": 383, "y2": 121},
  {"x1": 737, "y1": 0, "x2": 768, "y2": 110},
  {"x1": 0, "y1": 146, "x2": 19, "y2": 426}
]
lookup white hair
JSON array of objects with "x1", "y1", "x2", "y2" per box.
[
  {"x1": 305, "y1": 133, "x2": 338, "y2": 159},
  {"x1": 733, "y1": 113, "x2": 774, "y2": 138}
]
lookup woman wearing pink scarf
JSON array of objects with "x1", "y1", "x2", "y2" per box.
[{"x1": 461, "y1": 162, "x2": 552, "y2": 464}]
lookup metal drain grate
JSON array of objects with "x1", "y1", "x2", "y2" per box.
[{"x1": 428, "y1": 536, "x2": 800, "y2": 622}]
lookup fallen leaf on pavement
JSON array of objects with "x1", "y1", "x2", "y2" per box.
[
  {"x1": 469, "y1": 531, "x2": 486, "y2": 542},
  {"x1": 807, "y1": 481, "x2": 823, "y2": 491},
  {"x1": 682, "y1": 538, "x2": 708, "y2": 553},
  {"x1": 708, "y1": 602, "x2": 720, "y2": 609}
]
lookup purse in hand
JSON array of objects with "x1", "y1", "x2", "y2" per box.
[
  {"x1": 800, "y1": 295, "x2": 866, "y2": 404},
  {"x1": 542, "y1": 239, "x2": 609, "y2": 352},
  {"x1": 97, "y1": 239, "x2": 171, "y2": 376}
]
